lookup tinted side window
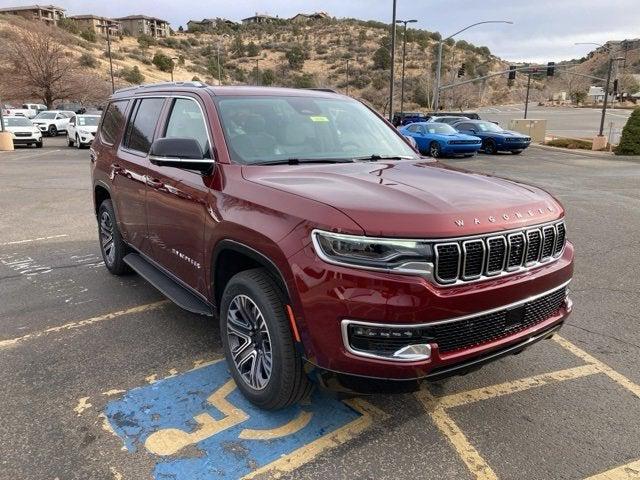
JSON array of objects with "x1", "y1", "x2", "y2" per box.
[
  {"x1": 100, "y1": 100, "x2": 129, "y2": 145},
  {"x1": 124, "y1": 98, "x2": 165, "y2": 154},
  {"x1": 406, "y1": 124, "x2": 418, "y2": 133},
  {"x1": 163, "y1": 98, "x2": 211, "y2": 158}
]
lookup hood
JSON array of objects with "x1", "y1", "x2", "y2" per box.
[
  {"x1": 447, "y1": 133, "x2": 480, "y2": 141},
  {"x1": 242, "y1": 160, "x2": 562, "y2": 238},
  {"x1": 77, "y1": 126, "x2": 98, "y2": 133},
  {"x1": 499, "y1": 130, "x2": 529, "y2": 138}
]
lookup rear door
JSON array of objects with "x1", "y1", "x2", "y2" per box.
[
  {"x1": 112, "y1": 97, "x2": 166, "y2": 254},
  {"x1": 145, "y1": 95, "x2": 213, "y2": 294}
]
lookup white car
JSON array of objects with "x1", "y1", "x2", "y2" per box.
[
  {"x1": 1, "y1": 116, "x2": 43, "y2": 148},
  {"x1": 67, "y1": 114, "x2": 101, "y2": 148},
  {"x1": 7, "y1": 103, "x2": 48, "y2": 119},
  {"x1": 31, "y1": 110, "x2": 75, "y2": 137}
]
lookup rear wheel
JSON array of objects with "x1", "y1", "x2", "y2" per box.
[
  {"x1": 98, "y1": 199, "x2": 131, "y2": 275},
  {"x1": 67, "y1": 135, "x2": 74, "y2": 147},
  {"x1": 483, "y1": 139, "x2": 497, "y2": 154},
  {"x1": 429, "y1": 141, "x2": 442, "y2": 158},
  {"x1": 220, "y1": 268, "x2": 311, "y2": 410},
  {"x1": 76, "y1": 135, "x2": 82, "y2": 149},
  {"x1": 512, "y1": 150, "x2": 523, "y2": 155},
  {"x1": 48, "y1": 125, "x2": 57, "y2": 137}
]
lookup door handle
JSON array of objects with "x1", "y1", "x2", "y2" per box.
[{"x1": 145, "y1": 176, "x2": 164, "y2": 189}]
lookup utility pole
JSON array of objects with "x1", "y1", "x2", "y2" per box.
[
  {"x1": 0, "y1": 95, "x2": 5, "y2": 132},
  {"x1": 599, "y1": 57, "x2": 624, "y2": 136},
  {"x1": 345, "y1": 58, "x2": 350, "y2": 96},
  {"x1": 216, "y1": 43, "x2": 222, "y2": 85},
  {"x1": 524, "y1": 71, "x2": 532, "y2": 119},
  {"x1": 105, "y1": 22, "x2": 115, "y2": 92},
  {"x1": 396, "y1": 19, "x2": 417, "y2": 118},
  {"x1": 388, "y1": 0, "x2": 397, "y2": 122},
  {"x1": 255, "y1": 59, "x2": 260, "y2": 86}
]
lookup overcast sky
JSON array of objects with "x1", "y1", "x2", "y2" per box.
[{"x1": 9, "y1": 0, "x2": 639, "y2": 62}]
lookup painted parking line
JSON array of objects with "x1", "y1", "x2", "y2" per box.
[
  {"x1": 586, "y1": 459, "x2": 640, "y2": 480},
  {"x1": 415, "y1": 334, "x2": 640, "y2": 480},
  {"x1": 104, "y1": 360, "x2": 380, "y2": 480},
  {"x1": 0, "y1": 300, "x2": 168, "y2": 349},
  {"x1": 0, "y1": 234, "x2": 69, "y2": 247}
]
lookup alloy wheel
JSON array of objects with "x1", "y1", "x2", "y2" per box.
[
  {"x1": 226, "y1": 294, "x2": 272, "y2": 390},
  {"x1": 99, "y1": 211, "x2": 115, "y2": 266},
  {"x1": 430, "y1": 142, "x2": 440, "y2": 158}
]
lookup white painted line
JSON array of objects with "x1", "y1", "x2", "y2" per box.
[
  {"x1": 0, "y1": 234, "x2": 68, "y2": 246},
  {"x1": 1, "y1": 149, "x2": 62, "y2": 161}
]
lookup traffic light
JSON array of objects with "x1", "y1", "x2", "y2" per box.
[
  {"x1": 457, "y1": 63, "x2": 465, "y2": 78},
  {"x1": 508, "y1": 65, "x2": 516, "y2": 80},
  {"x1": 547, "y1": 62, "x2": 555, "y2": 77},
  {"x1": 613, "y1": 79, "x2": 619, "y2": 95}
]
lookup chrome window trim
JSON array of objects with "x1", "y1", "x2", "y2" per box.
[
  {"x1": 485, "y1": 235, "x2": 507, "y2": 276},
  {"x1": 506, "y1": 232, "x2": 526, "y2": 271},
  {"x1": 461, "y1": 239, "x2": 485, "y2": 280},
  {"x1": 434, "y1": 242, "x2": 461, "y2": 284},
  {"x1": 341, "y1": 279, "x2": 571, "y2": 361}
]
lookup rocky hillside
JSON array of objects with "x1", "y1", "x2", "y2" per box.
[{"x1": 0, "y1": 14, "x2": 544, "y2": 112}]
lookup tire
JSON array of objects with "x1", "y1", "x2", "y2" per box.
[
  {"x1": 35, "y1": 140, "x2": 43, "y2": 148},
  {"x1": 67, "y1": 136, "x2": 74, "y2": 147},
  {"x1": 463, "y1": 153, "x2": 475, "y2": 158},
  {"x1": 48, "y1": 125, "x2": 57, "y2": 137},
  {"x1": 483, "y1": 139, "x2": 497, "y2": 154},
  {"x1": 76, "y1": 135, "x2": 82, "y2": 149},
  {"x1": 512, "y1": 150, "x2": 523, "y2": 155},
  {"x1": 220, "y1": 268, "x2": 311, "y2": 410},
  {"x1": 97, "y1": 199, "x2": 131, "y2": 275},
  {"x1": 429, "y1": 141, "x2": 442, "y2": 158}
]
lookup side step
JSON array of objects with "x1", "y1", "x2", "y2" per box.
[{"x1": 124, "y1": 253, "x2": 213, "y2": 316}]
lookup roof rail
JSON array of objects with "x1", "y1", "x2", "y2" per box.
[
  {"x1": 306, "y1": 88, "x2": 338, "y2": 93},
  {"x1": 114, "y1": 81, "x2": 208, "y2": 94}
]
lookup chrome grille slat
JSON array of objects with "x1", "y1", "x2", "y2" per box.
[{"x1": 433, "y1": 220, "x2": 566, "y2": 286}]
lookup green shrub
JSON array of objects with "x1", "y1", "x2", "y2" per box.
[
  {"x1": 152, "y1": 52, "x2": 174, "y2": 72},
  {"x1": 261, "y1": 69, "x2": 276, "y2": 86},
  {"x1": 137, "y1": 34, "x2": 156, "y2": 49},
  {"x1": 80, "y1": 29, "x2": 97, "y2": 43},
  {"x1": 78, "y1": 52, "x2": 97, "y2": 68},
  {"x1": 615, "y1": 108, "x2": 640, "y2": 155},
  {"x1": 191, "y1": 76, "x2": 201, "y2": 82},
  {"x1": 286, "y1": 45, "x2": 306, "y2": 70},
  {"x1": 120, "y1": 65, "x2": 145, "y2": 84},
  {"x1": 546, "y1": 138, "x2": 593, "y2": 150},
  {"x1": 246, "y1": 41, "x2": 260, "y2": 57},
  {"x1": 292, "y1": 73, "x2": 315, "y2": 89},
  {"x1": 372, "y1": 46, "x2": 390, "y2": 70},
  {"x1": 58, "y1": 17, "x2": 79, "y2": 34}
]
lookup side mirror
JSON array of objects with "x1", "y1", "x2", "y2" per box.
[
  {"x1": 403, "y1": 134, "x2": 418, "y2": 150},
  {"x1": 149, "y1": 137, "x2": 213, "y2": 172}
]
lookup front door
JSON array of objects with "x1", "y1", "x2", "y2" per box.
[{"x1": 146, "y1": 96, "x2": 213, "y2": 294}]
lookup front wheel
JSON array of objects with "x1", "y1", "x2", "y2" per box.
[
  {"x1": 512, "y1": 150, "x2": 523, "y2": 155},
  {"x1": 483, "y1": 139, "x2": 497, "y2": 154},
  {"x1": 67, "y1": 136, "x2": 74, "y2": 147},
  {"x1": 48, "y1": 125, "x2": 57, "y2": 137},
  {"x1": 35, "y1": 140, "x2": 43, "y2": 148},
  {"x1": 220, "y1": 269, "x2": 311, "y2": 410},
  {"x1": 429, "y1": 141, "x2": 442, "y2": 158},
  {"x1": 76, "y1": 135, "x2": 82, "y2": 149},
  {"x1": 98, "y1": 199, "x2": 131, "y2": 275}
]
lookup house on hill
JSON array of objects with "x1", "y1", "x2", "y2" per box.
[
  {"x1": 241, "y1": 13, "x2": 277, "y2": 24},
  {"x1": 187, "y1": 17, "x2": 236, "y2": 32},
  {"x1": 70, "y1": 15, "x2": 120, "y2": 36},
  {"x1": 0, "y1": 4, "x2": 65, "y2": 25},
  {"x1": 117, "y1": 14, "x2": 170, "y2": 38},
  {"x1": 290, "y1": 12, "x2": 330, "y2": 23}
]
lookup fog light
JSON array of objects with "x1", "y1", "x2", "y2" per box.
[
  {"x1": 344, "y1": 321, "x2": 434, "y2": 362},
  {"x1": 393, "y1": 344, "x2": 431, "y2": 361}
]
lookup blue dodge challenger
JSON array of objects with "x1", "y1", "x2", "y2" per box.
[
  {"x1": 452, "y1": 120, "x2": 531, "y2": 154},
  {"x1": 398, "y1": 122, "x2": 482, "y2": 158}
]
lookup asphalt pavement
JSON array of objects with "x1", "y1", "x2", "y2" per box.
[
  {"x1": 478, "y1": 104, "x2": 632, "y2": 143},
  {"x1": 0, "y1": 137, "x2": 639, "y2": 480}
]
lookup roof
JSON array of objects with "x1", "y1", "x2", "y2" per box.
[
  {"x1": 588, "y1": 86, "x2": 605, "y2": 96},
  {"x1": 0, "y1": 4, "x2": 65, "y2": 12},
  {"x1": 116, "y1": 14, "x2": 168, "y2": 23},
  {"x1": 70, "y1": 14, "x2": 118, "y2": 21},
  {"x1": 241, "y1": 13, "x2": 277, "y2": 21}
]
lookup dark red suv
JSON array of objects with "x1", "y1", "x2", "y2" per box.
[{"x1": 91, "y1": 82, "x2": 573, "y2": 409}]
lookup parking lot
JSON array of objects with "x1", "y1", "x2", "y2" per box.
[{"x1": 1, "y1": 137, "x2": 639, "y2": 480}]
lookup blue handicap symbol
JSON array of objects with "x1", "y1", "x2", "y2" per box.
[{"x1": 104, "y1": 361, "x2": 362, "y2": 479}]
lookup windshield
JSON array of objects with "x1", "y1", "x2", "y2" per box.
[
  {"x1": 35, "y1": 112, "x2": 56, "y2": 120},
  {"x1": 5, "y1": 117, "x2": 33, "y2": 127},
  {"x1": 77, "y1": 116, "x2": 100, "y2": 127},
  {"x1": 476, "y1": 121, "x2": 504, "y2": 132},
  {"x1": 215, "y1": 96, "x2": 417, "y2": 164},
  {"x1": 424, "y1": 123, "x2": 457, "y2": 134}
]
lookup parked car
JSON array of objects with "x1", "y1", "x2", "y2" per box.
[
  {"x1": 1, "y1": 116, "x2": 43, "y2": 148},
  {"x1": 392, "y1": 111, "x2": 431, "y2": 126},
  {"x1": 399, "y1": 122, "x2": 481, "y2": 157},
  {"x1": 453, "y1": 120, "x2": 532, "y2": 154},
  {"x1": 32, "y1": 110, "x2": 75, "y2": 136},
  {"x1": 7, "y1": 103, "x2": 48, "y2": 119},
  {"x1": 55, "y1": 102, "x2": 87, "y2": 114},
  {"x1": 429, "y1": 111, "x2": 481, "y2": 120},
  {"x1": 91, "y1": 83, "x2": 573, "y2": 409},
  {"x1": 67, "y1": 114, "x2": 101, "y2": 148},
  {"x1": 429, "y1": 115, "x2": 471, "y2": 125}
]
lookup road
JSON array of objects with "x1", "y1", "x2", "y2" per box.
[
  {"x1": 478, "y1": 104, "x2": 632, "y2": 143},
  {"x1": 1, "y1": 137, "x2": 639, "y2": 480}
]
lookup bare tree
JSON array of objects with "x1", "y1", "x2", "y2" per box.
[{"x1": 0, "y1": 23, "x2": 110, "y2": 107}]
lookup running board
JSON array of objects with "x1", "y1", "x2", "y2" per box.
[{"x1": 124, "y1": 253, "x2": 213, "y2": 316}]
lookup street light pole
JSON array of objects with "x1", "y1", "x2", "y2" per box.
[
  {"x1": 105, "y1": 22, "x2": 115, "y2": 92},
  {"x1": 216, "y1": 43, "x2": 222, "y2": 85},
  {"x1": 255, "y1": 59, "x2": 260, "y2": 86},
  {"x1": 345, "y1": 58, "x2": 350, "y2": 96},
  {"x1": 524, "y1": 72, "x2": 532, "y2": 119},
  {"x1": 434, "y1": 20, "x2": 513, "y2": 111},
  {"x1": 396, "y1": 19, "x2": 417, "y2": 118},
  {"x1": 388, "y1": 0, "x2": 397, "y2": 122}
]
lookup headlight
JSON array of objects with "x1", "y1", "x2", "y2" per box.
[{"x1": 311, "y1": 230, "x2": 433, "y2": 274}]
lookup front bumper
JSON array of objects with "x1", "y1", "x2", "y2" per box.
[
  {"x1": 288, "y1": 241, "x2": 574, "y2": 383},
  {"x1": 11, "y1": 133, "x2": 41, "y2": 145},
  {"x1": 501, "y1": 142, "x2": 531, "y2": 151},
  {"x1": 77, "y1": 132, "x2": 95, "y2": 144},
  {"x1": 443, "y1": 144, "x2": 482, "y2": 154}
]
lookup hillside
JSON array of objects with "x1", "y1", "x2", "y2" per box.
[{"x1": 0, "y1": 14, "x2": 543, "y2": 112}]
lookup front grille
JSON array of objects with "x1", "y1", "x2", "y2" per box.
[
  {"x1": 433, "y1": 221, "x2": 566, "y2": 285},
  {"x1": 14, "y1": 132, "x2": 31, "y2": 137},
  {"x1": 428, "y1": 286, "x2": 567, "y2": 353},
  {"x1": 506, "y1": 137, "x2": 531, "y2": 142},
  {"x1": 449, "y1": 140, "x2": 481, "y2": 145}
]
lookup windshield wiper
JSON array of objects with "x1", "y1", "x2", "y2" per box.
[
  {"x1": 252, "y1": 157, "x2": 355, "y2": 166},
  {"x1": 353, "y1": 154, "x2": 415, "y2": 161}
]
